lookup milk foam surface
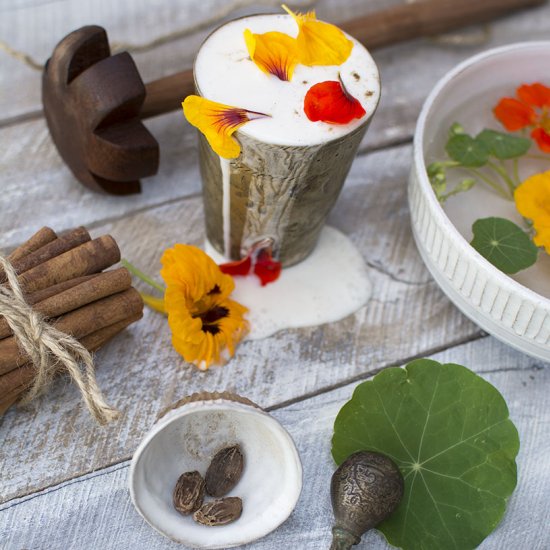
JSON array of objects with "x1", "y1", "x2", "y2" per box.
[
  {"x1": 194, "y1": 14, "x2": 380, "y2": 146},
  {"x1": 206, "y1": 226, "x2": 372, "y2": 339}
]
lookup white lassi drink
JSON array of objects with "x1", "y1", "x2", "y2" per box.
[{"x1": 192, "y1": 13, "x2": 380, "y2": 266}]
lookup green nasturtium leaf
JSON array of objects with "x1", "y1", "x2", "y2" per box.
[
  {"x1": 471, "y1": 217, "x2": 538, "y2": 274},
  {"x1": 446, "y1": 134, "x2": 489, "y2": 167},
  {"x1": 332, "y1": 359, "x2": 519, "y2": 550},
  {"x1": 476, "y1": 129, "x2": 532, "y2": 159}
]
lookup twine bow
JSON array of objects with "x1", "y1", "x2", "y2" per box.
[{"x1": 0, "y1": 254, "x2": 119, "y2": 424}]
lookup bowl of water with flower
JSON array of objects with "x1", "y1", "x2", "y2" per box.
[{"x1": 409, "y1": 42, "x2": 550, "y2": 361}]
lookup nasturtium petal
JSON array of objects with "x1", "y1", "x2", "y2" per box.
[
  {"x1": 182, "y1": 95, "x2": 270, "y2": 159},
  {"x1": 471, "y1": 217, "x2": 538, "y2": 274},
  {"x1": 476, "y1": 129, "x2": 532, "y2": 159},
  {"x1": 282, "y1": 4, "x2": 353, "y2": 66},
  {"x1": 244, "y1": 29, "x2": 298, "y2": 81},
  {"x1": 304, "y1": 77, "x2": 365, "y2": 124},
  {"x1": 332, "y1": 359, "x2": 520, "y2": 550}
]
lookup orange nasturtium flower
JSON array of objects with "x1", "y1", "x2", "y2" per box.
[
  {"x1": 282, "y1": 4, "x2": 353, "y2": 67},
  {"x1": 182, "y1": 95, "x2": 270, "y2": 158},
  {"x1": 514, "y1": 171, "x2": 550, "y2": 254},
  {"x1": 244, "y1": 29, "x2": 299, "y2": 81},
  {"x1": 161, "y1": 245, "x2": 249, "y2": 370},
  {"x1": 304, "y1": 75, "x2": 365, "y2": 124},
  {"x1": 494, "y1": 82, "x2": 550, "y2": 153}
]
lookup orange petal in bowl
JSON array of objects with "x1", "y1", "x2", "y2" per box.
[
  {"x1": 244, "y1": 29, "x2": 299, "y2": 81},
  {"x1": 182, "y1": 95, "x2": 270, "y2": 158},
  {"x1": 304, "y1": 76, "x2": 366, "y2": 124}
]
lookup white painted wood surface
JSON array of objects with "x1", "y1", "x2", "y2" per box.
[
  {"x1": 0, "y1": 0, "x2": 549, "y2": 548},
  {"x1": 1, "y1": 338, "x2": 548, "y2": 550}
]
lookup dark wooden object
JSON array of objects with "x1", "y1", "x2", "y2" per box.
[
  {"x1": 42, "y1": 0, "x2": 544, "y2": 195},
  {"x1": 42, "y1": 27, "x2": 159, "y2": 195}
]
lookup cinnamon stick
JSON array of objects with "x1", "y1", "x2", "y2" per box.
[
  {"x1": 18, "y1": 235, "x2": 121, "y2": 293},
  {"x1": 4, "y1": 227, "x2": 90, "y2": 281},
  {"x1": 0, "y1": 268, "x2": 132, "y2": 340},
  {"x1": 0, "y1": 287, "x2": 143, "y2": 376},
  {"x1": 0, "y1": 312, "x2": 143, "y2": 416},
  {"x1": 24, "y1": 274, "x2": 99, "y2": 305},
  {"x1": 7, "y1": 227, "x2": 57, "y2": 263}
]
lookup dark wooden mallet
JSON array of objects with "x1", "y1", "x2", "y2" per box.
[{"x1": 42, "y1": 0, "x2": 545, "y2": 195}]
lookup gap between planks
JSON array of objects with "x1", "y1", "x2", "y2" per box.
[{"x1": 0, "y1": 329, "x2": 487, "y2": 507}]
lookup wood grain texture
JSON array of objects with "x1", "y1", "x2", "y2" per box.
[
  {"x1": 0, "y1": 143, "x2": 482, "y2": 504},
  {"x1": 1, "y1": 337, "x2": 548, "y2": 550}
]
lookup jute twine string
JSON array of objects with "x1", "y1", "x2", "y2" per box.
[{"x1": 0, "y1": 255, "x2": 119, "y2": 425}]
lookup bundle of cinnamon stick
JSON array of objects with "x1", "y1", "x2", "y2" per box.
[{"x1": 0, "y1": 226, "x2": 143, "y2": 417}]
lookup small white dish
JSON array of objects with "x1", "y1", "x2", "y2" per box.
[
  {"x1": 409, "y1": 42, "x2": 550, "y2": 361},
  {"x1": 129, "y1": 392, "x2": 302, "y2": 548}
]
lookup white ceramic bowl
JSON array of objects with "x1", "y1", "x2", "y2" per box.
[
  {"x1": 129, "y1": 392, "x2": 302, "y2": 548},
  {"x1": 409, "y1": 42, "x2": 550, "y2": 361}
]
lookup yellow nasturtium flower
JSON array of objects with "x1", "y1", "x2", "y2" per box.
[
  {"x1": 244, "y1": 29, "x2": 299, "y2": 81},
  {"x1": 514, "y1": 171, "x2": 550, "y2": 254},
  {"x1": 182, "y1": 95, "x2": 270, "y2": 158},
  {"x1": 161, "y1": 245, "x2": 249, "y2": 370},
  {"x1": 282, "y1": 4, "x2": 353, "y2": 66}
]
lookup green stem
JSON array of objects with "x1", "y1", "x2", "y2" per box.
[
  {"x1": 487, "y1": 160, "x2": 516, "y2": 194},
  {"x1": 121, "y1": 259, "x2": 166, "y2": 293},
  {"x1": 513, "y1": 158, "x2": 520, "y2": 188},
  {"x1": 441, "y1": 181, "x2": 476, "y2": 202},
  {"x1": 467, "y1": 168, "x2": 512, "y2": 200}
]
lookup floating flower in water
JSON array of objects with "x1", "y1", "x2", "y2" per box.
[
  {"x1": 220, "y1": 243, "x2": 282, "y2": 286},
  {"x1": 514, "y1": 171, "x2": 550, "y2": 254},
  {"x1": 282, "y1": 4, "x2": 353, "y2": 67},
  {"x1": 244, "y1": 29, "x2": 299, "y2": 81},
  {"x1": 182, "y1": 96, "x2": 270, "y2": 158},
  {"x1": 494, "y1": 82, "x2": 550, "y2": 153},
  {"x1": 304, "y1": 75, "x2": 365, "y2": 124}
]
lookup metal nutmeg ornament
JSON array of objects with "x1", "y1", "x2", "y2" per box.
[{"x1": 330, "y1": 451, "x2": 404, "y2": 549}]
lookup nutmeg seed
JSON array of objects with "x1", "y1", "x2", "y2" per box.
[
  {"x1": 193, "y1": 497, "x2": 243, "y2": 526},
  {"x1": 205, "y1": 445, "x2": 244, "y2": 497},
  {"x1": 173, "y1": 471, "x2": 206, "y2": 515}
]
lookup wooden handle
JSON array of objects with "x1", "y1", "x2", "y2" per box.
[
  {"x1": 340, "y1": 0, "x2": 545, "y2": 49},
  {"x1": 140, "y1": 0, "x2": 545, "y2": 119}
]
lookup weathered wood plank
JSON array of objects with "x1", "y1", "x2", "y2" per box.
[
  {"x1": 1, "y1": 337, "x2": 548, "y2": 549},
  {"x1": 0, "y1": 142, "x2": 483, "y2": 504}
]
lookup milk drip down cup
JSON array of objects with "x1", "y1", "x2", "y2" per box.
[{"x1": 192, "y1": 13, "x2": 381, "y2": 267}]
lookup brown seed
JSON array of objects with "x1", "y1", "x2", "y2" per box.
[
  {"x1": 205, "y1": 445, "x2": 244, "y2": 497},
  {"x1": 193, "y1": 497, "x2": 243, "y2": 526},
  {"x1": 173, "y1": 471, "x2": 206, "y2": 515}
]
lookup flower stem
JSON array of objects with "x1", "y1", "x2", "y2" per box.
[
  {"x1": 466, "y1": 168, "x2": 512, "y2": 200},
  {"x1": 513, "y1": 158, "x2": 520, "y2": 188},
  {"x1": 121, "y1": 259, "x2": 166, "y2": 293},
  {"x1": 487, "y1": 160, "x2": 516, "y2": 194}
]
